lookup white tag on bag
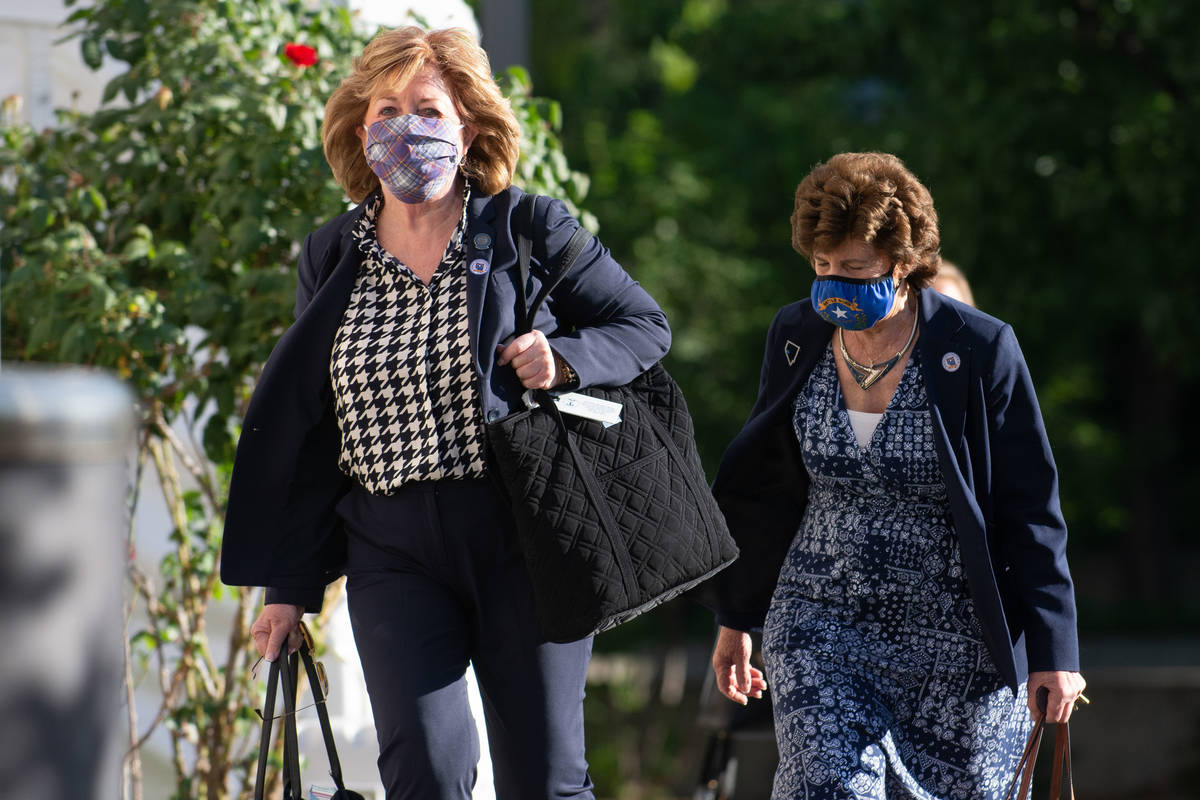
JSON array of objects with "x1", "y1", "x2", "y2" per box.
[
  {"x1": 554, "y1": 392, "x2": 623, "y2": 427},
  {"x1": 522, "y1": 390, "x2": 623, "y2": 427}
]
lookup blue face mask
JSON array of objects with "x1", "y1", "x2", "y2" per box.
[{"x1": 810, "y1": 272, "x2": 897, "y2": 331}]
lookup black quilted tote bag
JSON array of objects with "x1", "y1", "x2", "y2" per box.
[{"x1": 486, "y1": 195, "x2": 738, "y2": 642}]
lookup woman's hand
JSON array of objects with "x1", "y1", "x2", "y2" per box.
[
  {"x1": 497, "y1": 330, "x2": 564, "y2": 389},
  {"x1": 250, "y1": 603, "x2": 304, "y2": 663},
  {"x1": 712, "y1": 625, "x2": 767, "y2": 705},
  {"x1": 1027, "y1": 670, "x2": 1087, "y2": 723}
]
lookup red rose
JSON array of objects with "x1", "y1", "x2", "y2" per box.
[{"x1": 284, "y1": 43, "x2": 318, "y2": 67}]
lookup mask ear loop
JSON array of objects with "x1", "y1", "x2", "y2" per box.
[
  {"x1": 886, "y1": 262, "x2": 909, "y2": 315},
  {"x1": 456, "y1": 117, "x2": 477, "y2": 168}
]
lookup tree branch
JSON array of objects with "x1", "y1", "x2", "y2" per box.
[
  {"x1": 155, "y1": 405, "x2": 224, "y2": 514},
  {"x1": 122, "y1": 437, "x2": 148, "y2": 800}
]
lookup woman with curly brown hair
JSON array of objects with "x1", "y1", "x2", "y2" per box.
[
  {"x1": 703, "y1": 153, "x2": 1085, "y2": 799},
  {"x1": 220, "y1": 26, "x2": 670, "y2": 799}
]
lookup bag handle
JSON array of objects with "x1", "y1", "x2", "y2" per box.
[
  {"x1": 253, "y1": 624, "x2": 361, "y2": 800},
  {"x1": 279, "y1": 651, "x2": 303, "y2": 800},
  {"x1": 298, "y1": 639, "x2": 355, "y2": 794},
  {"x1": 513, "y1": 193, "x2": 593, "y2": 336},
  {"x1": 1003, "y1": 687, "x2": 1075, "y2": 800},
  {"x1": 253, "y1": 657, "x2": 281, "y2": 799},
  {"x1": 253, "y1": 654, "x2": 302, "y2": 800}
]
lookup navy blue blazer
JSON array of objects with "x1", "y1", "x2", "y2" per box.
[
  {"x1": 219, "y1": 185, "x2": 671, "y2": 610},
  {"x1": 703, "y1": 290, "x2": 1078, "y2": 691}
]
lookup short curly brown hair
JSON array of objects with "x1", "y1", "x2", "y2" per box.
[
  {"x1": 790, "y1": 152, "x2": 940, "y2": 289},
  {"x1": 323, "y1": 27, "x2": 521, "y2": 202}
]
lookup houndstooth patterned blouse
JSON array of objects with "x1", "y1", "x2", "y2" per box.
[{"x1": 329, "y1": 187, "x2": 488, "y2": 493}]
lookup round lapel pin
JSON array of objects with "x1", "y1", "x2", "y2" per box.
[
  {"x1": 469, "y1": 258, "x2": 490, "y2": 275},
  {"x1": 472, "y1": 232, "x2": 492, "y2": 250},
  {"x1": 941, "y1": 352, "x2": 962, "y2": 372}
]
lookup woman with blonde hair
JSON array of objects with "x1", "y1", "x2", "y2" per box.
[
  {"x1": 705, "y1": 153, "x2": 1084, "y2": 798},
  {"x1": 220, "y1": 27, "x2": 670, "y2": 799}
]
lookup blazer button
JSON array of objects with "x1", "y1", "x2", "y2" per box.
[{"x1": 486, "y1": 409, "x2": 500, "y2": 422}]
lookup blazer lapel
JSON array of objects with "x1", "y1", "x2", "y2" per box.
[
  {"x1": 775, "y1": 311, "x2": 833, "y2": 413},
  {"x1": 918, "y1": 291, "x2": 969, "y2": 450},
  {"x1": 732, "y1": 305, "x2": 833, "y2": 435},
  {"x1": 464, "y1": 188, "x2": 497, "y2": 374},
  {"x1": 288, "y1": 214, "x2": 366, "y2": 423}
]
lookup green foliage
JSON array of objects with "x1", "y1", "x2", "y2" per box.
[
  {"x1": 504, "y1": 65, "x2": 598, "y2": 230},
  {"x1": 533, "y1": 0, "x2": 1200, "y2": 621},
  {"x1": 3, "y1": 0, "x2": 366, "y2": 435}
]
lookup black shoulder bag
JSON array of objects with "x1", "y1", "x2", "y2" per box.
[
  {"x1": 485, "y1": 194, "x2": 739, "y2": 642},
  {"x1": 253, "y1": 626, "x2": 365, "y2": 800}
]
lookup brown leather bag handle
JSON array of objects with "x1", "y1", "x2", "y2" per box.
[{"x1": 1004, "y1": 687, "x2": 1075, "y2": 800}]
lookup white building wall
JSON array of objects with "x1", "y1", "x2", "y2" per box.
[{"x1": 0, "y1": 1, "x2": 121, "y2": 129}]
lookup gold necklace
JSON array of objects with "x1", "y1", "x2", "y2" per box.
[{"x1": 838, "y1": 306, "x2": 919, "y2": 390}]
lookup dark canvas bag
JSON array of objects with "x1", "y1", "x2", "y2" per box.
[{"x1": 485, "y1": 195, "x2": 738, "y2": 642}]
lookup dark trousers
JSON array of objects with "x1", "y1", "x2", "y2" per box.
[{"x1": 338, "y1": 478, "x2": 594, "y2": 800}]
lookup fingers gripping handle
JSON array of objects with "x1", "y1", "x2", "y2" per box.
[
  {"x1": 1003, "y1": 685, "x2": 1076, "y2": 800},
  {"x1": 253, "y1": 627, "x2": 361, "y2": 799}
]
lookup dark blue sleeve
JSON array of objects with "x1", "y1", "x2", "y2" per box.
[
  {"x1": 294, "y1": 233, "x2": 318, "y2": 320},
  {"x1": 987, "y1": 324, "x2": 1079, "y2": 672},
  {"x1": 265, "y1": 585, "x2": 326, "y2": 613},
  {"x1": 706, "y1": 310, "x2": 807, "y2": 632},
  {"x1": 534, "y1": 197, "x2": 671, "y2": 387},
  {"x1": 259, "y1": 231, "x2": 333, "y2": 615}
]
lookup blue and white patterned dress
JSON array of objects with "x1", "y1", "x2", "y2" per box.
[{"x1": 762, "y1": 342, "x2": 1033, "y2": 800}]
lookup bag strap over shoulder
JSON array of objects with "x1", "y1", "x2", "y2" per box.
[
  {"x1": 516, "y1": 194, "x2": 535, "y2": 332},
  {"x1": 514, "y1": 193, "x2": 593, "y2": 336}
]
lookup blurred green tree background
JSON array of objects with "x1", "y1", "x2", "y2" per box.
[{"x1": 529, "y1": 0, "x2": 1200, "y2": 632}]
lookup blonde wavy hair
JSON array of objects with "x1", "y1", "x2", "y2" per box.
[
  {"x1": 323, "y1": 27, "x2": 521, "y2": 202},
  {"x1": 791, "y1": 152, "x2": 941, "y2": 289}
]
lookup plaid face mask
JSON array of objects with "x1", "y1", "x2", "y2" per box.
[{"x1": 363, "y1": 114, "x2": 462, "y2": 204}]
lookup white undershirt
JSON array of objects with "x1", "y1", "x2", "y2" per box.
[{"x1": 846, "y1": 409, "x2": 884, "y2": 449}]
